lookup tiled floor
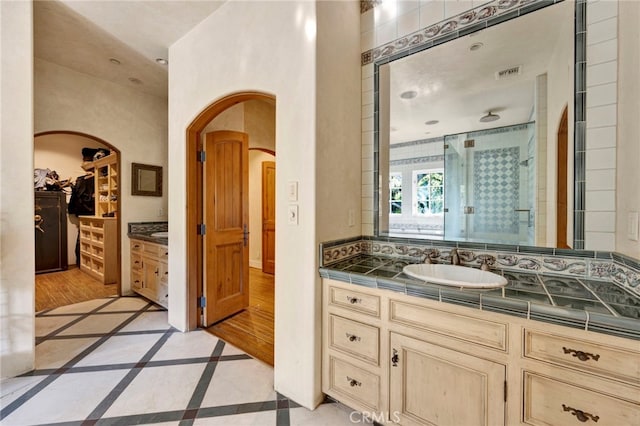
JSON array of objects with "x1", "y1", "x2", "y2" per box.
[{"x1": 0, "y1": 297, "x2": 357, "y2": 425}]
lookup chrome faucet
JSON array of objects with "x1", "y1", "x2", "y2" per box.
[{"x1": 450, "y1": 248, "x2": 460, "y2": 266}]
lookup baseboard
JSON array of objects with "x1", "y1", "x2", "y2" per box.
[{"x1": 249, "y1": 259, "x2": 262, "y2": 269}]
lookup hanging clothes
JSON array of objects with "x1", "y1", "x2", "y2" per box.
[{"x1": 68, "y1": 174, "x2": 95, "y2": 216}]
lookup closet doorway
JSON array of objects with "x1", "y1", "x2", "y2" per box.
[
  {"x1": 186, "y1": 92, "x2": 276, "y2": 365},
  {"x1": 34, "y1": 131, "x2": 121, "y2": 312}
]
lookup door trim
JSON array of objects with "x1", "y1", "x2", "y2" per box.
[{"x1": 186, "y1": 91, "x2": 276, "y2": 330}]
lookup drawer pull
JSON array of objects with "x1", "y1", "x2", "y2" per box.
[
  {"x1": 346, "y1": 376, "x2": 361, "y2": 387},
  {"x1": 562, "y1": 347, "x2": 600, "y2": 362},
  {"x1": 391, "y1": 348, "x2": 399, "y2": 367},
  {"x1": 346, "y1": 333, "x2": 361, "y2": 342},
  {"x1": 562, "y1": 404, "x2": 599, "y2": 423},
  {"x1": 347, "y1": 296, "x2": 361, "y2": 304}
]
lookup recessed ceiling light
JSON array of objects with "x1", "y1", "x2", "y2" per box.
[
  {"x1": 400, "y1": 90, "x2": 417, "y2": 99},
  {"x1": 109, "y1": 58, "x2": 121, "y2": 65},
  {"x1": 155, "y1": 58, "x2": 168, "y2": 65},
  {"x1": 469, "y1": 42, "x2": 484, "y2": 52},
  {"x1": 480, "y1": 111, "x2": 500, "y2": 122},
  {"x1": 425, "y1": 120, "x2": 439, "y2": 125},
  {"x1": 128, "y1": 77, "x2": 143, "y2": 85}
]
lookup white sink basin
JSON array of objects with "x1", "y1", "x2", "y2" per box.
[
  {"x1": 403, "y1": 264, "x2": 507, "y2": 289},
  {"x1": 150, "y1": 231, "x2": 168, "y2": 238}
]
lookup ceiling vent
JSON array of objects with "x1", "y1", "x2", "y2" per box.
[{"x1": 495, "y1": 65, "x2": 522, "y2": 80}]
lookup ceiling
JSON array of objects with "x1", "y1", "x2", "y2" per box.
[
  {"x1": 387, "y1": 0, "x2": 572, "y2": 143},
  {"x1": 34, "y1": 0, "x2": 226, "y2": 99}
]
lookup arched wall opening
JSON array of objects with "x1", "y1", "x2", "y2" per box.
[
  {"x1": 185, "y1": 91, "x2": 276, "y2": 330},
  {"x1": 34, "y1": 131, "x2": 121, "y2": 292}
]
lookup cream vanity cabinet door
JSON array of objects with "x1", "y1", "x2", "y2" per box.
[{"x1": 389, "y1": 332, "x2": 505, "y2": 426}]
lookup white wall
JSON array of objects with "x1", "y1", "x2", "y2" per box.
[
  {"x1": 34, "y1": 134, "x2": 110, "y2": 265},
  {"x1": 169, "y1": 0, "x2": 318, "y2": 407},
  {"x1": 35, "y1": 58, "x2": 168, "y2": 293},
  {"x1": 616, "y1": 0, "x2": 640, "y2": 259},
  {"x1": 169, "y1": 0, "x2": 360, "y2": 408},
  {"x1": 0, "y1": 0, "x2": 35, "y2": 379}
]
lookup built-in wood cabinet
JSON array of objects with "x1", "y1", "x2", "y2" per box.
[
  {"x1": 79, "y1": 217, "x2": 117, "y2": 283},
  {"x1": 130, "y1": 239, "x2": 168, "y2": 308},
  {"x1": 92, "y1": 154, "x2": 118, "y2": 217},
  {"x1": 322, "y1": 278, "x2": 640, "y2": 425}
]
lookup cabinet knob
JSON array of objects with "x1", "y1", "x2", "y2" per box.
[
  {"x1": 562, "y1": 404, "x2": 599, "y2": 423},
  {"x1": 391, "y1": 348, "x2": 399, "y2": 367},
  {"x1": 346, "y1": 376, "x2": 361, "y2": 387},
  {"x1": 346, "y1": 333, "x2": 360, "y2": 342},
  {"x1": 347, "y1": 296, "x2": 360, "y2": 304}
]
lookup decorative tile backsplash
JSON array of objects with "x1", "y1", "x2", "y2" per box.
[{"x1": 320, "y1": 236, "x2": 640, "y2": 296}]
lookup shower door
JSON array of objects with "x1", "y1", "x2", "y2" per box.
[{"x1": 444, "y1": 123, "x2": 535, "y2": 245}]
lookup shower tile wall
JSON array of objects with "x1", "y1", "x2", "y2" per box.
[{"x1": 361, "y1": 0, "x2": 620, "y2": 250}]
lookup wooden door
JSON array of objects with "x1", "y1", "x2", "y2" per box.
[
  {"x1": 389, "y1": 332, "x2": 505, "y2": 426},
  {"x1": 556, "y1": 107, "x2": 569, "y2": 248},
  {"x1": 203, "y1": 131, "x2": 249, "y2": 326},
  {"x1": 262, "y1": 161, "x2": 276, "y2": 274}
]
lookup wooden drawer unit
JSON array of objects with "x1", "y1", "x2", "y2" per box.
[
  {"x1": 524, "y1": 329, "x2": 640, "y2": 385},
  {"x1": 523, "y1": 372, "x2": 640, "y2": 426},
  {"x1": 328, "y1": 285, "x2": 380, "y2": 317},
  {"x1": 79, "y1": 217, "x2": 117, "y2": 284},
  {"x1": 329, "y1": 314, "x2": 380, "y2": 365},
  {"x1": 328, "y1": 355, "x2": 381, "y2": 411},
  {"x1": 130, "y1": 238, "x2": 168, "y2": 308},
  {"x1": 389, "y1": 299, "x2": 508, "y2": 351}
]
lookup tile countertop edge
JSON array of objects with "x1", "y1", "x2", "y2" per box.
[
  {"x1": 318, "y1": 267, "x2": 640, "y2": 341},
  {"x1": 128, "y1": 233, "x2": 168, "y2": 246}
]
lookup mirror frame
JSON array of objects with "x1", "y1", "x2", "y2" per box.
[
  {"x1": 373, "y1": 0, "x2": 586, "y2": 249},
  {"x1": 131, "y1": 163, "x2": 163, "y2": 197}
]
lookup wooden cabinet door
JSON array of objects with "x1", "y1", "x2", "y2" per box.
[
  {"x1": 143, "y1": 257, "x2": 160, "y2": 293},
  {"x1": 389, "y1": 333, "x2": 505, "y2": 426}
]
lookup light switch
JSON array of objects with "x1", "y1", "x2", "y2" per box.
[
  {"x1": 628, "y1": 212, "x2": 639, "y2": 241},
  {"x1": 288, "y1": 205, "x2": 298, "y2": 225}
]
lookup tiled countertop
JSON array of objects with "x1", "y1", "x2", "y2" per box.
[
  {"x1": 127, "y1": 221, "x2": 168, "y2": 245},
  {"x1": 319, "y1": 254, "x2": 640, "y2": 340}
]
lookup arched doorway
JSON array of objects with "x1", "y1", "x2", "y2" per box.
[
  {"x1": 186, "y1": 92, "x2": 276, "y2": 364},
  {"x1": 34, "y1": 131, "x2": 122, "y2": 310}
]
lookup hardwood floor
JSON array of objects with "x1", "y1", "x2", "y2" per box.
[
  {"x1": 35, "y1": 266, "x2": 119, "y2": 312},
  {"x1": 205, "y1": 268, "x2": 274, "y2": 365}
]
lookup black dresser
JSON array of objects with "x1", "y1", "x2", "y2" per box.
[{"x1": 35, "y1": 191, "x2": 68, "y2": 273}]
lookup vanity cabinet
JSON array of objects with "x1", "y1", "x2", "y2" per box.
[
  {"x1": 79, "y1": 217, "x2": 117, "y2": 283},
  {"x1": 389, "y1": 332, "x2": 505, "y2": 426},
  {"x1": 322, "y1": 278, "x2": 640, "y2": 425},
  {"x1": 130, "y1": 239, "x2": 168, "y2": 308}
]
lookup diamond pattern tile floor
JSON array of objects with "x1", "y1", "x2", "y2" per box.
[{"x1": 0, "y1": 296, "x2": 359, "y2": 425}]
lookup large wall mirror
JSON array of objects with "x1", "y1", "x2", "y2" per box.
[{"x1": 375, "y1": 0, "x2": 581, "y2": 248}]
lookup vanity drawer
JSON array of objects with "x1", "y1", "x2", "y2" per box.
[
  {"x1": 329, "y1": 286, "x2": 380, "y2": 317},
  {"x1": 328, "y1": 356, "x2": 380, "y2": 411},
  {"x1": 130, "y1": 240, "x2": 143, "y2": 252},
  {"x1": 523, "y1": 372, "x2": 640, "y2": 426},
  {"x1": 389, "y1": 299, "x2": 508, "y2": 351},
  {"x1": 131, "y1": 253, "x2": 143, "y2": 272},
  {"x1": 131, "y1": 271, "x2": 142, "y2": 290},
  {"x1": 524, "y1": 329, "x2": 640, "y2": 385},
  {"x1": 329, "y1": 314, "x2": 379, "y2": 365}
]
